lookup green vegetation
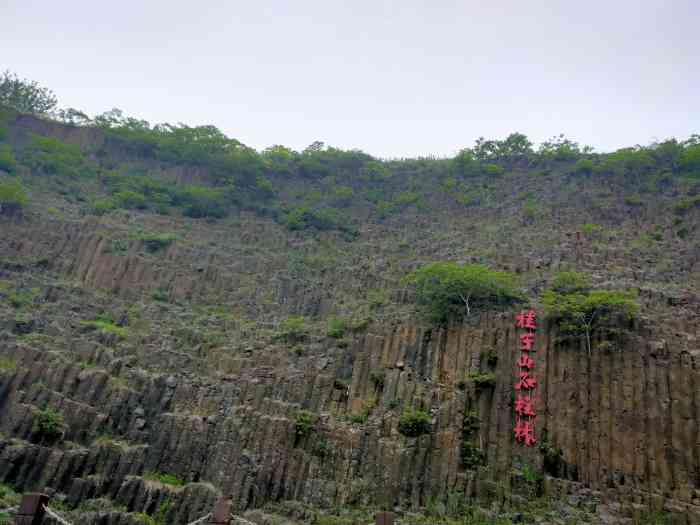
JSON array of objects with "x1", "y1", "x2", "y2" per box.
[
  {"x1": 0, "y1": 145, "x2": 17, "y2": 174},
  {"x1": 0, "y1": 357, "x2": 17, "y2": 372},
  {"x1": 139, "y1": 233, "x2": 177, "y2": 252},
  {"x1": 680, "y1": 142, "x2": 700, "y2": 176},
  {"x1": 282, "y1": 205, "x2": 357, "y2": 237},
  {"x1": 572, "y1": 158, "x2": 594, "y2": 175},
  {"x1": 403, "y1": 262, "x2": 522, "y2": 322},
  {"x1": 326, "y1": 317, "x2": 347, "y2": 338},
  {"x1": 461, "y1": 410, "x2": 485, "y2": 469},
  {"x1": 22, "y1": 134, "x2": 95, "y2": 178},
  {"x1": 276, "y1": 316, "x2": 308, "y2": 343},
  {"x1": 32, "y1": 407, "x2": 65, "y2": 442},
  {"x1": 369, "y1": 370, "x2": 385, "y2": 389},
  {"x1": 0, "y1": 179, "x2": 27, "y2": 215},
  {"x1": 398, "y1": 408, "x2": 432, "y2": 437},
  {"x1": 132, "y1": 499, "x2": 171, "y2": 525},
  {"x1": 294, "y1": 410, "x2": 316, "y2": 439},
  {"x1": 348, "y1": 399, "x2": 376, "y2": 425},
  {"x1": 143, "y1": 471, "x2": 184, "y2": 487},
  {"x1": 0, "y1": 70, "x2": 57, "y2": 114},
  {"x1": 468, "y1": 371, "x2": 496, "y2": 389},
  {"x1": 672, "y1": 195, "x2": 700, "y2": 216},
  {"x1": 80, "y1": 318, "x2": 128, "y2": 339},
  {"x1": 542, "y1": 271, "x2": 638, "y2": 354}
]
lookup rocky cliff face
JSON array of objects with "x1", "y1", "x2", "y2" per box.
[
  {"x1": 1, "y1": 294, "x2": 699, "y2": 521},
  {"x1": 2, "y1": 114, "x2": 700, "y2": 524}
]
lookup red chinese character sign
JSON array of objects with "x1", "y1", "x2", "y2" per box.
[{"x1": 514, "y1": 310, "x2": 537, "y2": 446}]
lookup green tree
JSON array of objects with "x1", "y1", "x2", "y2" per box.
[
  {"x1": 542, "y1": 271, "x2": 638, "y2": 354},
  {"x1": 451, "y1": 148, "x2": 480, "y2": 177},
  {"x1": 262, "y1": 144, "x2": 297, "y2": 176},
  {"x1": 0, "y1": 70, "x2": 57, "y2": 115},
  {"x1": 538, "y1": 134, "x2": 592, "y2": 161},
  {"x1": 680, "y1": 143, "x2": 700, "y2": 177},
  {"x1": 403, "y1": 262, "x2": 522, "y2": 322}
]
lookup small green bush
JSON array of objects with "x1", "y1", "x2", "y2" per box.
[
  {"x1": 32, "y1": 407, "x2": 65, "y2": 442},
  {"x1": 572, "y1": 158, "x2": 594, "y2": 175},
  {"x1": 89, "y1": 197, "x2": 116, "y2": 215},
  {"x1": 80, "y1": 318, "x2": 128, "y2": 339},
  {"x1": 0, "y1": 144, "x2": 17, "y2": 174},
  {"x1": 482, "y1": 163, "x2": 504, "y2": 176},
  {"x1": 175, "y1": 185, "x2": 227, "y2": 218},
  {"x1": 326, "y1": 317, "x2": 347, "y2": 338},
  {"x1": 398, "y1": 409, "x2": 432, "y2": 437},
  {"x1": 276, "y1": 316, "x2": 308, "y2": 343},
  {"x1": 673, "y1": 195, "x2": 700, "y2": 216},
  {"x1": 143, "y1": 471, "x2": 184, "y2": 487},
  {"x1": 550, "y1": 271, "x2": 591, "y2": 295},
  {"x1": 295, "y1": 410, "x2": 315, "y2": 438},
  {"x1": 22, "y1": 134, "x2": 94, "y2": 178},
  {"x1": 113, "y1": 190, "x2": 147, "y2": 210},
  {"x1": 0, "y1": 179, "x2": 28, "y2": 215},
  {"x1": 468, "y1": 371, "x2": 496, "y2": 388},
  {"x1": 139, "y1": 233, "x2": 177, "y2": 252},
  {"x1": 0, "y1": 357, "x2": 17, "y2": 372},
  {"x1": 282, "y1": 205, "x2": 357, "y2": 237},
  {"x1": 0, "y1": 483, "x2": 21, "y2": 508}
]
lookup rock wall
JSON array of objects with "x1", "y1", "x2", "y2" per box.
[{"x1": 1, "y1": 312, "x2": 699, "y2": 521}]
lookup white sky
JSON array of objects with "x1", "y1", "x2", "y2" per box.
[{"x1": 1, "y1": 0, "x2": 698, "y2": 158}]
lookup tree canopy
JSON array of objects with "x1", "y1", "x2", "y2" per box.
[
  {"x1": 403, "y1": 262, "x2": 522, "y2": 323},
  {"x1": 542, "y1": 271, "x2": 638, "y2": 354},
  {"x1": 0, "y1": 70, "x2": 57, "y2": 115}
]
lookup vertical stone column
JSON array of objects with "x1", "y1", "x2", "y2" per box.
[
  {"x1": 13, "y1": 493, "x2": 49, "y2": 525},
  {"x1": 208, "y1": 498, "x2": 232, "y2": 525}
]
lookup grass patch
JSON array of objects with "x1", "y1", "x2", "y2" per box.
[
  {"x1": 143, "y1": 471, "x2": 184, "y2": 487},
  {"x1": 0, "y1": 357, "x2": 17, "y2": 373},
  {"x1": 80, "y1": 318, "x2": 128, "y2": 339}
]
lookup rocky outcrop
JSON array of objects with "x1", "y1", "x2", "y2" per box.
[{"x1": 1, "y1": 311, "x2": 698, "y2": 522}]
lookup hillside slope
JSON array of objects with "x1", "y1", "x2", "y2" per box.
[{"x1": 1, "y1": 109, "x2": 699, "y2": 524}]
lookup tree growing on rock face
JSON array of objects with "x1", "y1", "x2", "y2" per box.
[
  {"x1": 402, "y1": 262, "x2": 522, "y2": 323},
  {"x1": 542, "y1": 271, "x2": 638, "y2": 355},
  {"x1": 0, "y1": 70, "x2": 58, "y2": 115}
]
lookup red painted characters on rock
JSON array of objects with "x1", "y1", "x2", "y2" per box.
[{"x1": 514, "y1": 309, "x2": 537, "y2": 447}]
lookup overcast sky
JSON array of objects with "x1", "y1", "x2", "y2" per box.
[{"x1": 2, "y1": 1, "x2": 698, "y2": 158}]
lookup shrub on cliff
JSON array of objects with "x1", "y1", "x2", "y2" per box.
[
  {"x1": 542, "y1": 271, "x2": 638, "y2": 354},
  {"x1": 32, "y1": 407, "x2": 65, "y2": 443},
  {"x1": 294, "y1": 410, "x2": 315, "y2": 438},
  {"x1": 0, "y1": 144, "x2": 17, "y2": 174},
  {"x1": 398, "y1": 409, "x2": 432, "y2": 437},
  {"x1": 22, "y1": 134, "x2": 95, "y2": 178},
  {"x1": 402, "y1": 262, "x2": 522, "y2": 322},
  {"x1": 0, "y1": 179, "x2": 28, "y2": 216},
  {"x1": 276, "y1": 316, "x2": 308, "y2": 343}
]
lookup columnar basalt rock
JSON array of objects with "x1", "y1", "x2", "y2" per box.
[{"x1": 1, "y1": 311, "x2": 699, "y2": 521}]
